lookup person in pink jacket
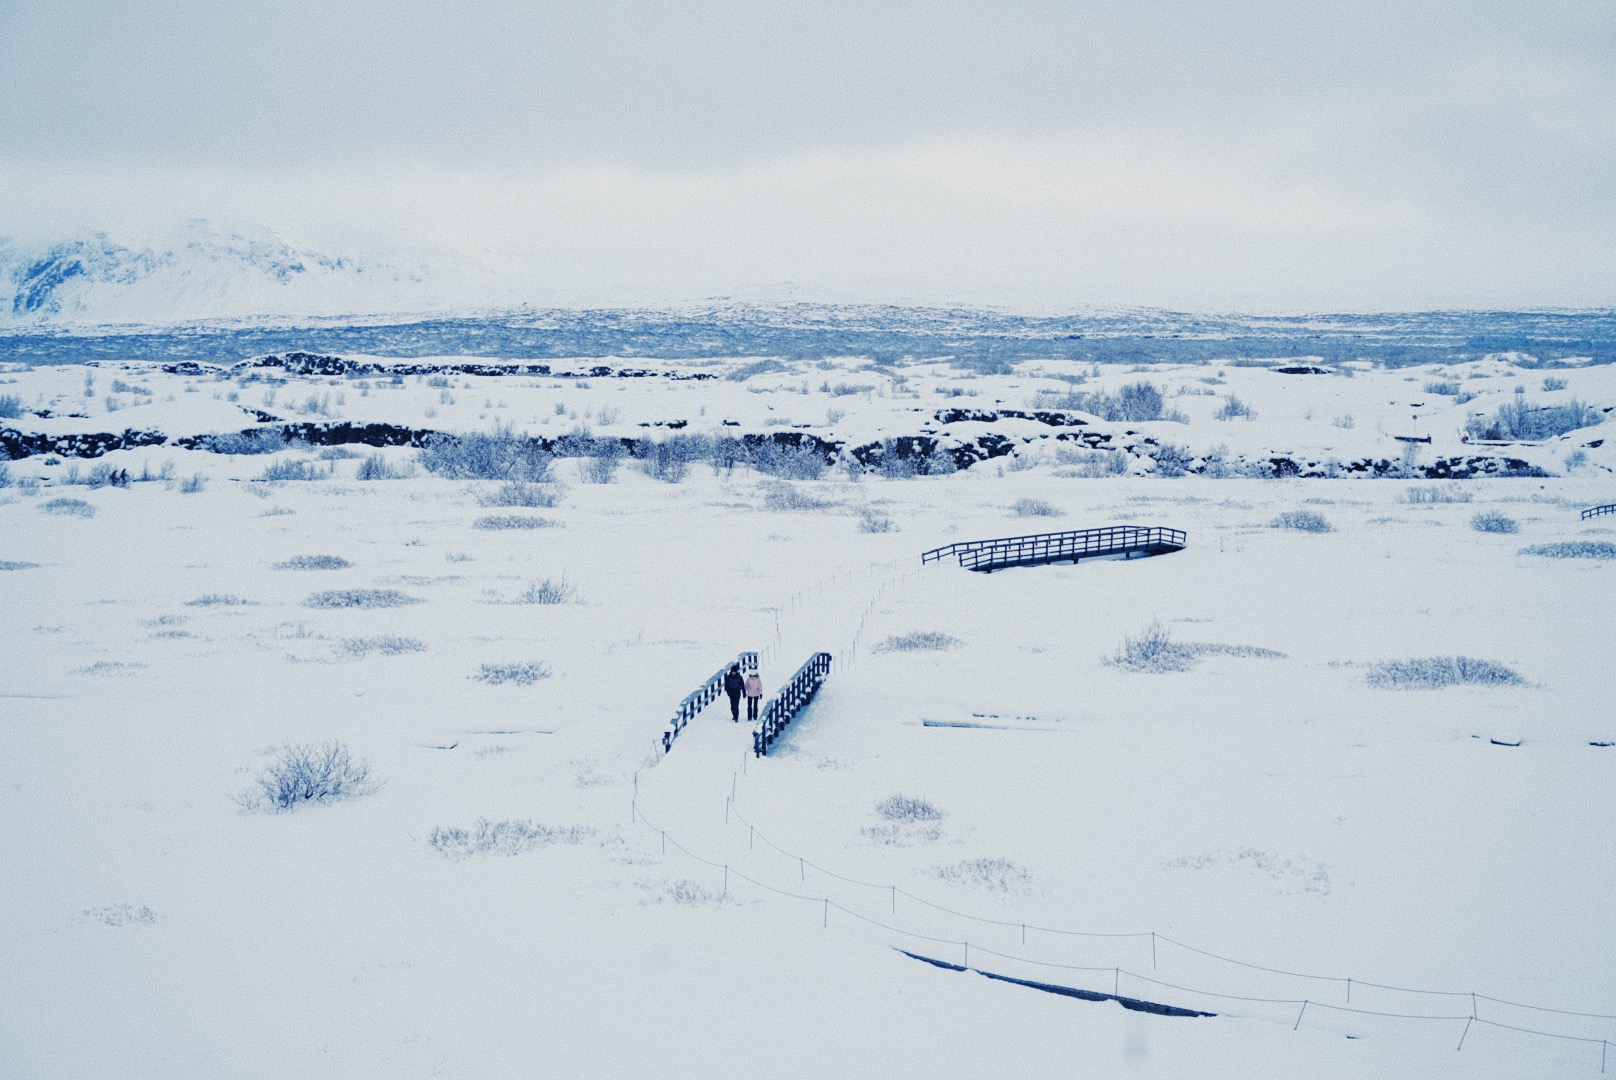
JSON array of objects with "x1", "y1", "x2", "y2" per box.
[{"x1": 743, "y1": 670, "x2": 764, "y2": 723}]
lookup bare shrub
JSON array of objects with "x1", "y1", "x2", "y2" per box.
[
  {"x1": 356, "y1": 454, "x2": 413, "y2": 480},
  {"x1": 513, "y1": 576, "x2": 575, "y2": 604},
  {"x1": 1054, "y1": 447, "x2": 1128, "y2": 477},
  {"x1": 1542, "y1": 376, "x2": 1569, "y2": 391},
  {"x1": 1272, "y1": 510, "x2": 1333, "y2": 532},
  {"x1": 856, "y1": 507, "x2": 896, "y2": 533},
  {"x1": 934, "y1": 857, "x2": 1032, "y2": 894},
  {"x1": 304, "y1": 589, "x2": 423, "y2": 609},
  {"x1": 1215, "y1": 395, "x2": 1257, "y2": 420},
  {"x1": 1520, "y1": 541, "x2": 1616, "y2": 559},
  {"x1": 420, "y1": 428, "x2": 552, "y2": 481},
  {"x1": 429, "y1": 819, "x2": 595, "y2": 859},
  {"x1": 179, "y1": 473, "x2": 206, "y2": 494},
  {"x1": 763, "y1": 481, "x2": 835, "y2": 511},
  {"x1": 40, "y1": 498, "x2": 95, "y2": 517},
  {"x1": 473, "y1": 514, "x2": 557, "y2": 530},
  {"x1": 339, "y1": 635, "x2": 426, "y2": 658},
  {"x1": 477, "y1": 480, "x2": 562, "y2": 508},
  {"x1": 1404, "y1": 484, "x2": 1473, "y2": 505},
  {"x1": 0, "y1": 393, "x2": 23, "y2": 418},
  {"x1": 1470, "y1": 511, "x2": 1519, "y2": 534},
  {"x1": 257, "y1": 459, "x2": 330, "y2": 482},
  {"x1": 185, "y1": 593, "x2": 255, "y2": 607},
  {"x1": 1365, "y1": 657, "x2": 1524, "y2": 689},
  {"x1": 238, "y1": 741, "x2": 375, "y2": 812},
  {"x1": 1107, "y1": 619, "x2": 1197, "y2": 672},
  {"x1": 1466, "y1": 397, "x2": 1601, "y2": 440},
  {"x1": 0, "y1": 560, "x2": 41, "y2": 570},
  {"x1": 874, "y1": 631, "x2": 962, "y2": 652},
  {"x1": 203, "y1": 430, "x2": 288, "y2": 455},
  {"x1": 274, "y1": 554, "x2": 352, "y2": 570},
  {"x1": 876, "y1": 795, "x2": 942, "y2": 822},
  {"x1": 472, "y1": 661, "x2": 552, "y2": 685},
  {"x1": 1012, "y1": 497, "x2": 1061, "y2": 517}
]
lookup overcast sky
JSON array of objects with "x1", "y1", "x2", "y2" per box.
[{"x1": 1, "y1": 0, "x2": 1611, "y2": 310}]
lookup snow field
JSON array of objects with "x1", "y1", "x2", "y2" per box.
[{"x1": 1, "y1": 356, "x2": 1614, "y2": 1078}]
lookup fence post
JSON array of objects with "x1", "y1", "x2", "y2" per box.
[
  {"x1": 1151, "y1": 932, "x2": 1157, "y2": 969},
  {"x1": 1293, "y1": 1000, "x2": 1308, "y2": 1031},
  {"x1": 1456, "y1": 1017, "x2": 1472, "y2": 1052}
]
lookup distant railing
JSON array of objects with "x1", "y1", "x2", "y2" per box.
[
  {"x1": 754, "y1": 652, "x2": 832, "y2": 757},
  {"x1": 661, "y1": 651, "x2": 757, "y2": 755},
  {"x1": 921, "y1": 526, "x2": 1187, "y2": 573},
  {"x1": 1581, "y1": 504, "x2": 1615, "y2": 520}
]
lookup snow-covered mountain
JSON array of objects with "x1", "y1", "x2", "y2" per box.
[{"x1": 0, "y1": 223, "x2": 494, "y2": 325}]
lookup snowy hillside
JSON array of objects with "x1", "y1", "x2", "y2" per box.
[
  {"x1": 1, "y1": 350, "x2": 1614, "y2": 1079},
  {"x1": 0, "y1": 223, "x2": 494, "y2": 325}
]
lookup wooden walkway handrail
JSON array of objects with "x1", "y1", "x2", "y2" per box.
[
  {"x1": 660, "y1": 650, "x2": 758, "y2": 755},
  {"x1": 922, "y1": 525, "x2": 1186, "y2": 573},
  {"x1": 1581, "y1": 504, "x2": 1615, "y2": 520},
  {"x1": 754, "y1": 652, "x2": 832, "y2": 757}
]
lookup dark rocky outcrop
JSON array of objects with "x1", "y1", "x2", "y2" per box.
[{"x1": 1, "y1": 426, "x2": 168, "y2": 460}]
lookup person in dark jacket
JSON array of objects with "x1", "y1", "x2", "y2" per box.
[{"x1": 723, "y1": 664, "x2": 745, "y2": 722}]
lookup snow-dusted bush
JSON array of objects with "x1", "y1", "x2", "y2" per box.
[
  {"x1": 578, "y1": 453, "x2": 620, "y2": 484},
  {"x1": 472, "y1": 661, "x2": 552, "y2": 685},
  {"x1": 477, "y1": 480, "x2": 561, "y2": 508},
  {"x1": 1055, "y1": 447, "x2": 1128, "y2": 477},
  {"x1": 257, "y1": 459, "x2": 329, "y2": 482},
  {"x1": 304, "y1": 589, "x2": 423, "y2": 609},
  {"x1": 419, "y1": 428, "x2": 552, "y2": 481},
  {"x1": 40, "y1": 498, "x2": 95, "y2": 517},
  {"x1": 1564, "y1": 450, "x2": 1588, "y2": 472},
  {"x1": 1542, "y1": 376, "x2": 1569, "y2": 392},
  {"x1": 1012, "y1": 498, "x2": 1061, "y2": 517},
  {"x1": 514, "y1": 576, "x2": 575, "y2": 604},
  {"x1": 1215, "y1": 395, "x2": 1257, "y2": 420},
  {"x1": 274, "y1": 554, "x2": 352, "y2": 570},
  {"x1": 934, "y1": 857, "x2": 1032, "y2": 894},
  {"x1": 339, "y1": 635, "x2": 426, "y2": 658},
  {"x1": 81, "y1": 903, "x2": 157, "y2": 927},
  {"x1": 1470, "y1": 511, "x2": 1519, "y2": 534},
  {"x1": 0, "y1": 393, "x2": 22, "y2": 418},
  {"x1": 1271, "y1": 510, "x2": 1333, "y2": 533},
  {"x1": 763, "y1": 481, "x2": 835, "y2": 511},
  {"x1": 1519, "y1": 541, "x2": 1616, "y2": 559},
  {"x1": 726, "y1": 359, "x2": 788, "y2": 381},
  {"x1": 185, "y1": 593, "x2": 255, "y2": 607},
  {"x1": 429, "y1": 819, "x2": 594, "y2": 859},
  {"x1": 0, "y1": 463, "x2": 11, "y2": 487},
  {"x1": 473, "y1": 514, "x2": 557, "y2": 530},
  {"x1": 876, "y1": 795, "x2": 942, "y2": 822},
  {"x1": 318, "y1": 446, "x2": 360, "y2": 460},
  {"x1": 179, "y1": 473, "x2": 206, "y2": 494},
  {"x1": 874, "y1": 631, "x2": 962, "y2": 652},
  {"x1": 1404, "y1": 484, "x2": 1473, "y2": 505},
  {"x1": 356, "y1": 454, "x2": 413, "y2": 480},
  {"x1": 1466, "y1": 397, "x2": 1601, "y2": 441},
  {"x1": 1151, "y1": 442, "x2": 1193, "y2": 477},
  {"x1": 856, "y1": 507, "x2": 896, "y2": 533},
  {"x1": 1365, "y1": 656, "x2": 1524, "y2": 690},
  {"x1": 1424, "y1": 380, "x2": 1462, "y2": 396},
  {"x1": 204, "y1": 430, "x2": 287, "y2": 455},
  {"x1": 238, "y1": 741, "x2": 375, "y2": 813},
  {"x1": 750, "y1": 442, "x2": 827, "y2": 480},
  {"x1": 0, "y1": 560, "x2": 40, "y2": 570},
  {"x1": 1052, "y1": 381, "x2": 1174, "y2": 422},
  {"x1": 1107, "y1": 619, "x2": 1197, "y2": 673}
]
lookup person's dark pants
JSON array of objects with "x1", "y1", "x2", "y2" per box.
[
  {"x1": 727, "y1": 692, "x2": 741, "y2": 721},
  {"x1": 747, "y1": 696, "x2": 760, "y2": 721}
]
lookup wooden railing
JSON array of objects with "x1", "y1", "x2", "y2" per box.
[
  {"x1": 661, "y1": 651, "x2": 757, "y2": 755},
  {"x1": 754, "y1": 652, "x2": 832, "y2": 757},
  {"x1": 921, "y1": 525, "x2": 1187, "y2": 573},
  {"x1": 1582, "y1": 504, "x2": 1615, "y2": 520}
]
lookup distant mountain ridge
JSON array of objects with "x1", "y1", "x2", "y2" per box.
[{"x1": 0, "y1": 223, "x2": 469, "y2": 324}]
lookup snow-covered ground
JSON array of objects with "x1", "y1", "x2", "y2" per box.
[{"x1": 2, "y1": 353, "x2": 1613, "y2": 1078}]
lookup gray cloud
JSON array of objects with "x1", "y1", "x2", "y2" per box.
[{"x1": 1, "y1": 0, "x2": 1611, "y2": 309}]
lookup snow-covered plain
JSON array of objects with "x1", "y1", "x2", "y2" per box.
[{"x1": 2, "y1": 352, "x2": 1614, "y2": 1079}]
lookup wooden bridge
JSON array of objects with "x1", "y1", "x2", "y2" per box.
[{"x1": 921, "y1": 525, "x2": 1187, "y2": 573}]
